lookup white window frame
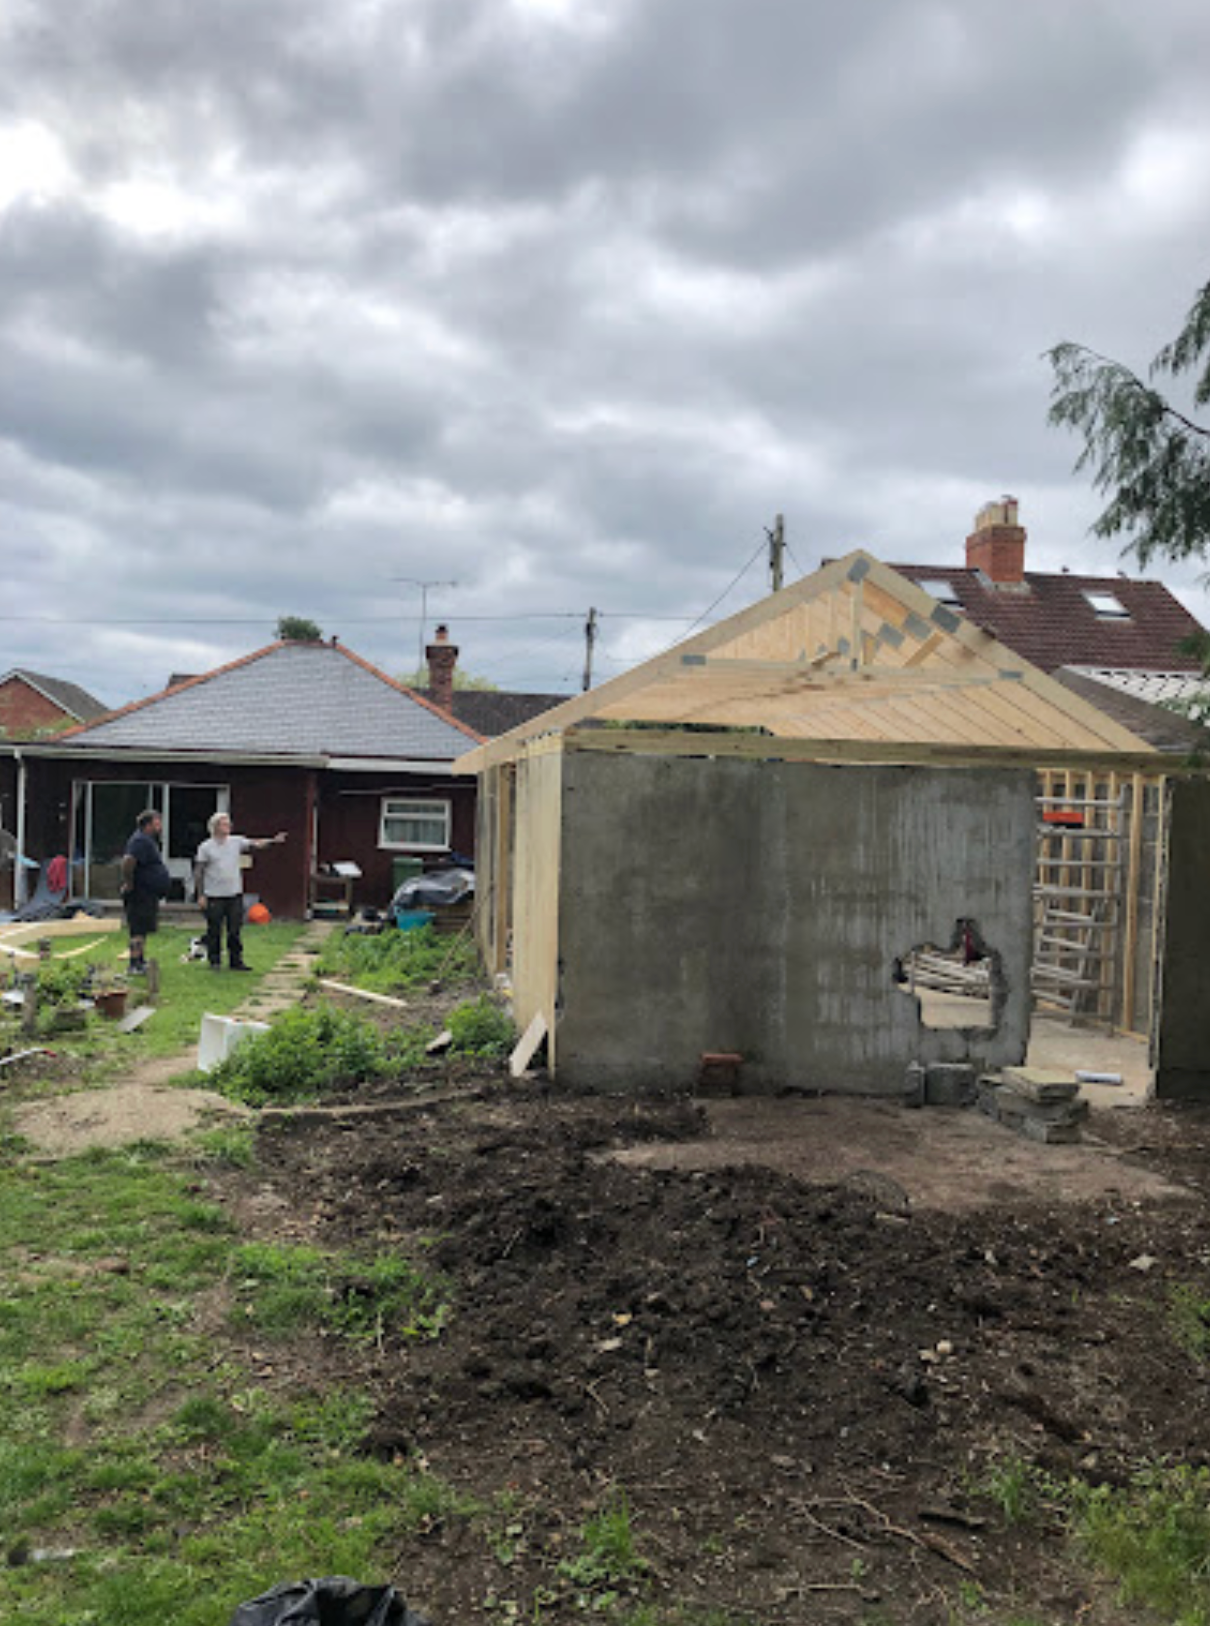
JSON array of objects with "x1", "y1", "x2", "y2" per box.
[
  {"x1": 378, "y1": 796, "x2": 451, "y2": 852},
  {"x1": 1083, "y1": 589, "x2": 1130, "y2": 621}
]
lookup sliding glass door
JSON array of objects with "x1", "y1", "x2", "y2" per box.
[{"x1": 72, "y1": 781, "x2": 229, "y2": 900}]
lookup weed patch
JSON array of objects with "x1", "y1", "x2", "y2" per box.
[
  {"x1": 208, "y1": 1006, "x2": 389, "y2": 1105},
  {"x1": 315, "y1": 922, "x2": 479, "y2": 994},
  {"x1": 447, "y1": 994, "x2": 514, "y2": 1058},
  {"x1": 1071, "y1": 1463, "x2": 1210, "y2": 1624},
  {"x1": 1170, "y1": 1283, "x2": 1210, "y2": 1362},
  {"x1": 231, "y1": 1241, "x2": 448, "y2": 1342}
]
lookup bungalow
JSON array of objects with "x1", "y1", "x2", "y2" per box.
[{"x1": 0, "y1": 634, "x2": 504, "y2": 918}]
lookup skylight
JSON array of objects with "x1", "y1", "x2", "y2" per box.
[
  {"x1": 1083, "y1": 589, "x2": 1131, "y2": 620},
  {"x1": 918, "y1": 578, "x2": 962, "y2": 608}
]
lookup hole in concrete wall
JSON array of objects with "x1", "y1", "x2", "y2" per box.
[{"x1": 893, "y1": 918, "x2": 1003, "y2": 1032}]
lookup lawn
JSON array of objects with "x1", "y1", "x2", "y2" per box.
[
  {"x1": 1, "y1": 922, "x2": 310, "y2": 1072},
  {"x1": 0, "y1": 1137, "x2": 465, "y2": 1626}
]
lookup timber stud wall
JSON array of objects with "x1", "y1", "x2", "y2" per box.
[{"x1": 1034, "y1": 767, "x2": 1166, "y2": 1035}]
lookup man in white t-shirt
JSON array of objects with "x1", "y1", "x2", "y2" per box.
[{"x1": 194, "y1": 812, "x2": 286, "y2": 971}]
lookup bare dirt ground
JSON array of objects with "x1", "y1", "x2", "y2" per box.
[
  {"x1": 10, "y1": 1076, "x2": 248, "y2": 1154},
  {"x1": 185, "y1": 1077, "x2": 1210, "y2": 1625}
]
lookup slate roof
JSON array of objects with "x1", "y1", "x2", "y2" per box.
[
  {"x1": 889, "y1": 565, "x2": 1205, "y2": 674},
  {"x1": 62, "y1": 642, "x2": 482, "y2": 761},
  {"x1": 415, "y1": 689, "x2": 571, "y2": 738},
  {"x1": 1055, "y1": 669, "x2": 1210, "y2": 755},
  {"x1": 1, "y1": 669, "x2": 109, "y2": 722}
]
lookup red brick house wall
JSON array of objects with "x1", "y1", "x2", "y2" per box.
[{"x1": 0, "y1": 677, "x2": 72, "y2": 737}]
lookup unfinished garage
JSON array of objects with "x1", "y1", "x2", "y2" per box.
[{"x1": 461, "y1": 552, "x2": 1206, "y2": 1098}]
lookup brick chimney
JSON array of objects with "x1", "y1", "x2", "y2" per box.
[
  {"x1": 426, "y1": 624, "x2": 458, "y2": 712},
  {"x1": 966, "y1": 496, "x2": 1026, "y2": 586}
]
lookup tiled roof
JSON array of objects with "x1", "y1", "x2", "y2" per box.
[
  {"x1": 416, "y1": 689, "x2": 571, "y2": 738},
  {"x1": 1, "y1": 669, "x2": 109, "y2": 721},
  {"x1": 890, "y1": 565, "x2": 1205, "y2": 674},
  {"x1": 1054, "y1": 669, "x2": 1210, "y2": 755},
  {"x1": 63, "y1": 642, "x2": 481, "y2": 761},
  {"x1": 1067, "y1": 667, "x2": 1210, "y2": 707}
]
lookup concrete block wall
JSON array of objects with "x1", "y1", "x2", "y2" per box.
[{"x1": 553, "y1": 752, "x2": 1036, "y2": 1094}]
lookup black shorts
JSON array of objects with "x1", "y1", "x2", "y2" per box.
[{"x1": 123, "y1": 891, "x2": 160, "y2": 937}]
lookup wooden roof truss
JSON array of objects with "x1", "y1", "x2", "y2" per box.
[{"x1": 458, "y1": 552, "x2": 1159, "y2": 774}]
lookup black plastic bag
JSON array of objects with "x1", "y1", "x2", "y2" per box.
[{"x1": 227, "y1": 1576, "x2": 430, "y2": 1626}]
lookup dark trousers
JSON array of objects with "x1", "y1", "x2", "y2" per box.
[{"x1": 205, "y1": 894, "x2": 245, "y2": 967}]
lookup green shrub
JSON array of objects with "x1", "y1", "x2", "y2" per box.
[
  {"x1": 33, "y1": 960, "x2": 91, "y2": 1008},
  {"x1": 209, "y1": 1007, "x2": 388, "y2": 1105},
  {"x1": 447, "y1": 995, "x2": 514, "y2": 1058}
]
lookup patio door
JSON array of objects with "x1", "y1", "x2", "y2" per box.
[{"x1": 72, "y1": 781, "x2": 229, "y2": 900}]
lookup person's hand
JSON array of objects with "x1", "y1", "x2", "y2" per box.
[
  {"x1": 275, "y1": 832, "x2": 287, "y2": 843},
  {"x1": 197, "y1": 893, "x2": 206, "y2": 907}
]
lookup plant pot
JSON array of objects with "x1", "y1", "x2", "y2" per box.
[{"x1": 94, "y1": 989, "x2": 129, "y2": 1021}]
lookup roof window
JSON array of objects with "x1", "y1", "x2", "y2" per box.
[
  {"x1": 918, "y1": 578, "x2": 962, "y2": 608},
  {"x1": 1083, "y1": 589, "x2": 1131, "y2": 621}
]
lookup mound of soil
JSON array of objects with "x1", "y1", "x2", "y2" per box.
[{"x1": 212, "y1": 1085, "x2": 1210, "y2": 1623}]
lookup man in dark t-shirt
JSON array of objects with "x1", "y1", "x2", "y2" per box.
[{"x1": 120, "y1": 809, "x2": 171, "y2": 975}]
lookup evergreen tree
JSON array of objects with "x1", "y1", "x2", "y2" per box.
[{"x1": 1046, "y1": 275, "x2": 1210, "y2": 568}]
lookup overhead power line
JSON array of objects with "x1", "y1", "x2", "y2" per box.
[{"x1": 0, "y1": 609, "x2": 699, "y2": 628}]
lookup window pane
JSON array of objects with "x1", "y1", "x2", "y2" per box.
[{"x1": 381, "y1": 799, "x2": 449, "y2": 848}]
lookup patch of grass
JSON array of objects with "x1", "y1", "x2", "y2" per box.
[
  {"x1": 978, "y1": 1453, "x2": 1210, "y2": 1625},
  {"x1": 1170, "y1": 1283, "x2": 1210, "y2": 1362},
  {"x1": 1070, "y1": 1463, "x2": 1210, "y2": 1625},
  {"x1": 190, "y1": 1123, "x2": 257, "y2": 1168},
  {"x1": 0, "y1": 1142, "x2": 472, "y2": 1626},
  {"x1": 230, "y1": 1241, "x2": 448, "y2": 1342},
  {"x1": 315, "y1": 922, "x2": 479, "y2": 994}
]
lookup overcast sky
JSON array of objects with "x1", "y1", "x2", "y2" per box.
[{"x1": 3, "y1": 0, "x2": 1210, "y2": 707}]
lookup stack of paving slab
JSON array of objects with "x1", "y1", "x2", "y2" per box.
[{"x1": 977, "y1": 1065, "x2": 1089, "y2": 1144}]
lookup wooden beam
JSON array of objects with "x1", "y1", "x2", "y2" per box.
[
  {"x1": 564, "y1": 726, "x2": 1174, "y2": 774},
  {"x1": 1121, "y1": 771, "x2": 1145, "y2": 1028}
]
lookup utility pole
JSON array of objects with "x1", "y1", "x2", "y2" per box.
[
  {"x1": 582, "y1": 607, "x2": 599, "y2": 692},
  {"x1": 393, "y1": 577, "x2": 457, "y2": 677},
  {"x1": 768, "y1": 513, "x2": 785, "y2": 593}
]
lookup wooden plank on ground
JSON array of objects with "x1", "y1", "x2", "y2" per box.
[
  {"x1": 510, "y1": 1011, "x2": 548, "y2": 1077},
  {"x1": 0, "y1": 915, "x2": 121, "y2": 950},
  {"x1": 318, "y1": 978, "x2": 410, "y2": 1010}
]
